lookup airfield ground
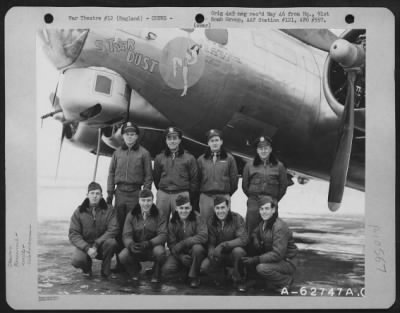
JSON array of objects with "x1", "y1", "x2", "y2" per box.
[{"x1": 38, "y1": 215, "x2": 364, "y2": 297}]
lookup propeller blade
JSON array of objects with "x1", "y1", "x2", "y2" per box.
[
  {"x1": 328, "y1": 70, "x2": 356, "y2": 211},
  {"x1": 50, "y1": 75, "x2": 62, "y2": 109},
  {"x1": 92, "y1": 128, "x2": 102, "y2": 181},
  {"x1": 282, "y1": 29, "x2": 338, "y2": 52},
  {"x1": 55, "y1": 125, "x2": 67, "y2": 180}
]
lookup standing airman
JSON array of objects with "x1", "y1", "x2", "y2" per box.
[
  {"x1": 153, "y1": 127, "x2": 198, "y2": 220},
  {"x1": 107, "y1": 121, "x2": 153, "y2": 272},
  {"x1": 197, "y1": 129, "x2": 238, "y2": 220},
  {"x1": 242, "y1": 136, "x2": 288, "y2": 235}
]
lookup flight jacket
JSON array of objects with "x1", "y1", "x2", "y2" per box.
[
  {"x1": 153, "y1": 147, "x2": 199, "y2": 193},
  {"x1": 122, "y1": 203, "x2": 167, "y2": 248},
  {"x1": 197, "y1": 148, "x2": 239, "y2": 195},
  {"x1": 68, "y1": 198, "x2": 119, "y2": 252},
  {"x1": 168, "y1": 211, "x2": 208, "y2": 251},
  {"x1": 107, "y1": 143, "x2": 153, "y2": 194},
  {"x1": 242, "y1": 159, "x2": 288, "y2": 200},
  {"x1": 251, "y1": 217, "x2": 298, "y2": 263},
  {"x1": 207, "y1": 211, "x2": 248, "y2": 250}
]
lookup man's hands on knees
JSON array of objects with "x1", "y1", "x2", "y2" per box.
[{"x1": 87, "y1": 246, "x2": 98, "y2": 258}]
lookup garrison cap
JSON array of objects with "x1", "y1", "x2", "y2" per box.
[
  {"x1": 214, "y1": 195, "x2": 228, "y2": 207},
  {"x1": 206, "y1": 129, "x2": 222, "y2": 141},
  {"x1": 88, "y1": 181, "x2": 102, "y2": 193},
  {"x1": 175, "y1": 194, "x2": 190, "y2": 206},
  {"x1": 121, "y1": 122, "x2": 140, "y2": 135},
  {"x1": 165, "y1": 127, "x2": 182, "y2": 138},
  {"x1": 139, "y1": 189, "x2": 153, "y2": 199},
  {"x1": 254, "y1": 135, "x2": 272, "y2": 148},
  {"x1": 257, "y1": 195, "x2": 277, "y2": 208}
]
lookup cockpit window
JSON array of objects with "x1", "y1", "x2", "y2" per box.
[
  {"x1": 205, "y1": 29, "x2": 228, "y2": 45},
  {"x1": 95, "y1": 75, "x2": 112, "y2": 95}
]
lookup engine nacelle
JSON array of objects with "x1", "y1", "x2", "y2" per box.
[
  {"x1": 58, "y1": 67, "x2": 130, "y2": 127},
  {"x1": 65, "y1": 122, "x2": 115, "y2": 156},
  {"x1": 102, "y1": 126, "x2": 123, "y2": 150},
  {"x1": 322, "y1": 30, "x2": 365, "y2": 132}
]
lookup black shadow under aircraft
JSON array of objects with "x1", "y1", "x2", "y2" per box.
[{"x1": 39, "y1": 28, "x2": 365, "y2": 211}]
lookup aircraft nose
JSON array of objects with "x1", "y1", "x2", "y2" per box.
[{"x1": 39, "y1": 29, "x2": 89, "y2": 69}]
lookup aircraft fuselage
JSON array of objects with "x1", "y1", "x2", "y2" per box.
[{"x1": 44, "y1": 28, "x2": 364, "y2": 190}]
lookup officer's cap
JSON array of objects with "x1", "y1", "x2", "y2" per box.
[
  {"x1": 206, "y1": 129, "x2": 222, "y2": 141},
  {"x1": 165, "y1": 127, "x2": 182, "y2": 139},
  {"x1": 254, "y1": 135, "x2": 272, "y2": 148},
  {"x1": 121, "y1": 122, "x2": 140, "y2": 135}
]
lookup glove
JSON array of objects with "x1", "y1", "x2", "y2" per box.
[
  {"x1": 129, "y1": 242, "x2": 138, "y2": 253},
  {"x1": 253, "y1": 237, "x2": 261, "y2": 250},
  {"x1": 106, "y1": 194, "x2": 113, "y2": 205},
  {"x1": 142, "y1": 240, "x2": 152, "y2": 250},
  {"x1": 179, "y1": 254, "x2": 192, "y2": 267},
  {"x1": 207, "y1": 248, "x2": 215, "y2": 259},
  {"x1": 135, "y1": 241, "x2": 152, "y2": 252},
  {"x1": 241, "y1": 256, "x2": 260, "y2": 266},
  {"x1": 171, "y1": 242, "x2": 185, "y2": 256},
  {"x1": 212, "y1": 246, "x2": 223, "y2": 260},
  {"x1": 219, "y1": 242, "x2": 231, "y2": 253}
]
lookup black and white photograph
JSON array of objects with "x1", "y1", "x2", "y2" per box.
[{"x1": 5, "y1": 6, "x2": 396, "y2": 310}]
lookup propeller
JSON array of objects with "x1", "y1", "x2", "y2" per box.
[
  {"x1": 326, "y1": 35, "x2": 365, "y2": 211},
  {"x1": 55, "y1": 124, "x2": 67, "y2": 179},
  {"x1": 328, "y1": 70, "x2": 357, "y2": 211},
  {"x1": 284, "y1": 29, "x2": 365, "y2": 210}
]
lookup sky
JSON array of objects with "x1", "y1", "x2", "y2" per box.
[{"x1": 36, "y1": 28, "x2": 364, "y2": 219}]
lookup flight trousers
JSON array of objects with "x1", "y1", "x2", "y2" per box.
[
  {"x1": 245, "y1": 196, "x2": 263, "y2": 235},
  {"x1": 199, "y1": 193, "x2": 230, "y2": 221},
  {"x1": 71, "y1": 238, "x2": 118, "y2": 276},
  {"x1": 114, "y1": 188, "x2": 140, "y2": 211},
  {"x1": 200, "y1": 246, "x2": 246, "y2": 283},
  {"x1": 119, "y1": 245, "x2": 166, "y2": 279},
  {"x1": 156, "y1": 190, "x2": 190, "y2": 221},
  {"x1": 114, "y1": 189, "x2": 140, "y2": 269},
  {"x1": 162, "y1": 244, "x2": 206, "y2": 279},
  {"x1": 249, "y1": 259, "x2": 296, "y2": 289}
]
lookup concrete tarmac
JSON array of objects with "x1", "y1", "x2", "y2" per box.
[{"x1": 38, "y1": 215, "x2": 364, "y2": 297}]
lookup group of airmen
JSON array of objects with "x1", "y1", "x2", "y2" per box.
[{"x1": 68, "y1": 121, "x2": 298, "y2": 293}]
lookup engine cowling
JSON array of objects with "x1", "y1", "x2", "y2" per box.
[
  {"x1": 58, "y1": 67, "x2": 130, "y2": 127},
  {"x1": 323, "y1": 29, "x2": 365, "y2": 132},
  {"x1": 64, "y1": 122, "x2": 115, "y2": 156},
  {"x1": 101, "y1": 125, "x2": 123, "y2": 150},
  {"x1": 52, "y1": 65, "x2": 173, "y2": 155}
]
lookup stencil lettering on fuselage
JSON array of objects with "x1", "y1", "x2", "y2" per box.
[
  {"x1": 95, "y1": 38, "x2": 159, "y2": 73},
  {"x1": 159, "y1": 37, "x2": 205, "y2": 97}
]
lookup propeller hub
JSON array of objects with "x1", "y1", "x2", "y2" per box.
[{"x1": 330, "y1": 39, "x2": 365, "y2": 68}]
